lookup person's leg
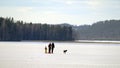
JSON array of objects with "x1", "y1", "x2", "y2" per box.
[
  {"x1": 48, "y1": 48, "x2": 50, "y2": 53},
  {"x1": 52, "y1": 48, "x2": 54, "y2": 53}
]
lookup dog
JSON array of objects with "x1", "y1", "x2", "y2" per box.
[{"x1": 63, "y1": 50, "x2": 67, "y2": 54}]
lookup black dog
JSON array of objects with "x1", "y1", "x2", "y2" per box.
[{"x1": 63, "y1": 50, "x2": 67, "y2": 54}]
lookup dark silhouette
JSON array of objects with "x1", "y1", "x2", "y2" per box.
[
  {"x1": 48, "y1": 43, "x2": 52, "y2": 53},
  {"x1": 0, "y1": 17, "x2": 73, "y2": 41},
  {"x1": 63, "y1": 50, "x2": 67, "y2": 54},
  {"x1": 51, "y1": 43, "x2": 55, "y2": 53}
]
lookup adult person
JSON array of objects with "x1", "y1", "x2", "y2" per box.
[
  {"x1": 51, "y1": 43, "x2": 55, "y2": 53},
  {"x1": 48, "y1": 43, "x2": 52, "y2": 53}
]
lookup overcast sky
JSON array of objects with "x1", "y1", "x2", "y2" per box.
[{"x1": 0, "y1": 0, "x2": 120, "y2": 25}]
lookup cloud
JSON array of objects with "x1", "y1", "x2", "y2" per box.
[
  {"x1": 87, "y1": 0, "x2": 100, "y2": 7},
  {"x1": 0, "y1": 0, "x2": 120, "y2": 25},
  {"x1": 86, "y1": 0, "x2": 120, "y2": 9},
  {"x1": 16, "y1": 7, "x2": 33, "y2": 13}
]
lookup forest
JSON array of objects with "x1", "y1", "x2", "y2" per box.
[
  {"x1": 1, "y1": 17, "x2": 120, "y2": 41},
  {"x1": 0, "y1": 17, "x2": 73, "y2": 41},
  {"x1": 74, "y1": 20, "x2": 120, "y2": 40}
]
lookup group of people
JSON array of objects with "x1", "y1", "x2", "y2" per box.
[{"x1": 45, "y1": 43, "x2": 55, "y2": 54}]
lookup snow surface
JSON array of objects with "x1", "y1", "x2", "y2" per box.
[{"x1": 0, "y1": 41, "x2": 120, "y2": 68}]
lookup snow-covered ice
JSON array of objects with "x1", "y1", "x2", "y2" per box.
[{"x1": 0, "y1": 41, "x2": 120, "y2": 68}]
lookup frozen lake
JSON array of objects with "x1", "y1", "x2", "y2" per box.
[{"x1": 0, "y1": 41, "x2": 120, "y2": 68}]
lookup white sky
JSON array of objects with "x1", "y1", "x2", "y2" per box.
[{"x1": 0, "y1": 0, "x2": 120, "y2": 25}]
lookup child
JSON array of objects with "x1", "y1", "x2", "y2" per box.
[{"x1": 45, "y1": 46, "x2": 47, "y2": 54}]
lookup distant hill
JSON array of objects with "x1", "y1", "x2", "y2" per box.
[
  {"x1": 73, "y1": 20, "x2": 120, "y2": 40},
  {"x1": 59, "y1": 23, "x2": 72, "y2": 27}
]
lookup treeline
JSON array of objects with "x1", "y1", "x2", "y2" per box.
[
  {"x1": 0, "y1": 17, "x2": 73, "y2": 41},
  {"x1": 74, "y1": 20, "x2": 120, "y2": 40}
]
